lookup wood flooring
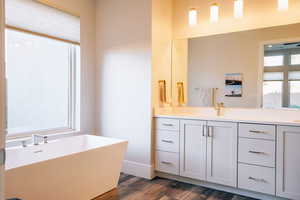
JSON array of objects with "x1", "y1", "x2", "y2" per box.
[{"x1": 95, "y1": 174, "x2": 258, "y2": 200}]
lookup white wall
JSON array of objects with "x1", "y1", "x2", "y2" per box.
[
  {"x1": 95, "y1": 0, "x2": 153, "y2": 178},
  {"x1": 37, "y1": 0, "x2": 97, "y2": 135},
  {"x1": 152, "y1": 0, "x2": 173, "y2": 108},
  {"x1": 0, "y1": 0, "x2": 5, "y2": 198},
  {"x1": 171, "y1": 39, "x2": 188, "y2": 105}
]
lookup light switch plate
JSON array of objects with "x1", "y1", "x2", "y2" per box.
[{"x1": 0, "y1": 148, "x2": 5, "y2": 165}]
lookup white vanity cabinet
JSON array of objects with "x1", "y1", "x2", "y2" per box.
[
  {"x1": 180, "y1": 120, "x2": 207, "y2": 180},
  {"x1": 155, "y1": 118, "x2": 180, "y2": 175},
  {"x1": 155, "y1": 116, "x2": 300, "y2": 200},
  {"x1": 276, "y1": 126, "x2": 300, "y2": 200},
  {"x1": 238, "y1": 123, "x2": 276, "y2": 195},
  {"x1": 179, "y1": 120, "x2": 238, "y2": 187},
  {"x1": 206, "y1": 121, "x2": 238, "y2": 187}
]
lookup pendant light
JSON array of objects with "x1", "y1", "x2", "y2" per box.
[
  {"x1": 210, "y1": 3, "x2": 219, "y2": 22},
  {"x1": 188, "y1": 8, "x2": 198, "y2": 26},
  {"x1": 278, "y1": 0, "x2": 288, "y2": 11},
  {"x1": 234, "y1": 0, "x2": 244, "y2": 18}
]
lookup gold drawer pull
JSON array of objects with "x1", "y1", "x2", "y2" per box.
[
  {"x1": 161, "y1": 161, "x2": 172, "y2": 165},
  {"x1": 161, "y1": 140, "x2": 173, "y2": 144},
  {"x1": 162, "y1": 123, "x2": 174, "y2": 127},
  {"x1": 249, "y1": 130, "x2": 266, "y2": 134},
  {"x1": 248, "y1": 176, "x2": 267, "y2": 183},
  {"x1": 249, "y1": 150, "x2": 266, "y2": 155}
]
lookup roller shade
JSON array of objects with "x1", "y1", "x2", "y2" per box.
[
  {"x1": 264, "y1": 72, "x2": 284, "y2": 81},
  {"x1": 5, "y1": 0, "x2": 80, "y2": 44},
  {"x1": 289, "y1": 71, "x2": 300, "y2": 81}
]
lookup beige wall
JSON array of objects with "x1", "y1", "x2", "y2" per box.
[
  {"x1": 186, "y1": 23, "x2": 300, "y2": 108},
  {"x1": 38, "y1": 0, "x2": 97, "y2": 134},
  {"x1": 95, "y1": 0, "x2": 153, "y2": 178},
  {"x1": 173, "y1": 0, "x2": 300, "y2": 39},
  {"x1": 171, "y1": 39, "x2": 188, "y2": 105},
  {"x1": 152, "y1": 0, "x2": 173, "y2": 107}
]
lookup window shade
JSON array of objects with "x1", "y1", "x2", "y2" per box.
[
  {"x1": 289, "y1": 71, "x2": 300, "y2": 81},
  {"x1": 5, "y1": 0, "x2": 80, "y2": 44},
  {"x1": 264, "y1": 72, "x2": 284, "y2": 81}
]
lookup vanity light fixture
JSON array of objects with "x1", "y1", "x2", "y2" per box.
[
  {"x1": 234, "y1": 0, "x2": 244, "y2": 18},
  {"x1": 188, "y1": 8, "x2": 198, "y2": 26},
  {"x1": 210, "y1": 3, "x2": 219, "y2": 22},
  {"x1": 278, "y1": 0, "x2": 288, "y2": 11}
]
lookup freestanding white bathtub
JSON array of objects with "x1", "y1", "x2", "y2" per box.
[{"x1": 5, "y1": 135, "x2": 128, "y2": 200}]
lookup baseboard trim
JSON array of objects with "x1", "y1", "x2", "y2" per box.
[
  {"x1": 156, "y1": 172, "x2": 286, "y2": 200},
  {"x1": 92, "y1": 188, "x2": 117, "y2": 200},
  {"x1": 122, "y1": 160, "x2": 154, "y2": 179}
]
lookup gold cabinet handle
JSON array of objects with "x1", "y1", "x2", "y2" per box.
[
  {"x1": 249, "y1": 130, "x2": 266, "y2": 134},
  {"x1": 161, "y1": 140, "x2": 173, "y2": 144},
  {"x1": 248, "y1": 176, "x2": 267, "y2": 183},
  {"x1": 161, "y1": 161, "x2": 172, "y2": 165},
  {"x1": 162, "y1": 123, "x2": 174, "y2": 127},
  {"x1": 207, "y1": 126, "x2": 213, "y2": 138},
  {"x1": 248, "y1": 150, "x2": 265, "y2": 154}
]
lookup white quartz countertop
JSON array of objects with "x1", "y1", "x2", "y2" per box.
[{"x1": 154, "y1": 107, "x2": 300, "y2": 127}]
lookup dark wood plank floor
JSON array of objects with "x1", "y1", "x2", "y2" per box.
[{"x1": 99, "y1": 174, "x2": 259, "y2": 200}]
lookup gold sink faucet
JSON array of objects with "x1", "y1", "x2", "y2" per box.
[{"x1": 214, "y1": 102, "x2": 224, "y2": 116}]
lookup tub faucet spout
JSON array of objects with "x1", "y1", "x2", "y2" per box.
[{"x1": 32, "y1": 134, "x2": 48, "y2": 145}]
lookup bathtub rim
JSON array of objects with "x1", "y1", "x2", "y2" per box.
[{"x1": 5, "y1": 134, "x2": 128, "y2": 171}]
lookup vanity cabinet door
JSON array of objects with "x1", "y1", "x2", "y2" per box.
[
  {"x1": 180, "y1": 120, "x2": 207, "y2": 180},
  {"x1": 206, "y1": 121, "x2": 238, "y2": 187},
  {"x1": 277, "y1": 126, "x2": 300, "y2": 200}
]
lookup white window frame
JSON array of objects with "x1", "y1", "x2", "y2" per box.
[
  {"x1": 263, "y1": 47, "x2": 300, "y2": 108},
  {"x1": 5, "y1": 27, "x2": 80, "y2": 139}
]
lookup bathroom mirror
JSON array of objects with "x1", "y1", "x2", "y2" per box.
[{"x1": 171, "y1": 23, "x2": 300, "y2": 109}]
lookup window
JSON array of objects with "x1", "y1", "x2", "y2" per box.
[
  {"x1": 263, "y1": 47, "x2": 300, "y2": 109},
  {"x1": 263, "y1": 72, "x2": 284, "y2": 81},
  {"x1": 263, "y1": 72, "x2": 283, "y2": 109},
  {"x1": 291, "y1": 54, "x2": 300, "y2": 65},
  {"x1": 5, "y1": 0, "x2": 80, "y2": 138},
  {"x1": 289, "y1": 81, "x2": 300, "y2": 108},
  {"x1": 263, "y1": 81, "x2": 283, "y2": 109},
  {"x1": 264, "y1": 55, "x2": 284, "y2": 67},
  {"x1": 289, "y1": 71, "x2": 300, "y2": 108},
  {"x1": 6, "y1": 29, "x2": 80, "y2": 137}
]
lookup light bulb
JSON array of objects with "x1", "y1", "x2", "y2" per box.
[
  {"x1": 210, "y1": 3, "x2": 219, "y2": 22},
  {"x1": 188, "y1": 8, "x2": 198, "y2": 26},
  {"x1": 234, "y1": 0, "x2": 243, "y2": 18},
  {"x1": 278, "y1": 0, "x2": 288, "y2": 11}
]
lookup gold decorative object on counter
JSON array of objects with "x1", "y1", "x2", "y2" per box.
[
  {"x1": 177, "y1": 82, "x2": 185, "y2": 106},
  {"x1": 212, "y1": 88, "x2": 218, "y2": 107}
]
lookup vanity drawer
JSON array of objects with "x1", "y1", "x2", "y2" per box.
[
  {"x1": 156, "y1": 151, "x2": 179, "y2": 175},
  {"x1": 156, "y1": 118, "x2": 179, "y2": 131},
  {"x1": 238, "y1": 163, "x2": 275, "y2": 195},
  {"x1": 239, "y1": 123, "x2": 275, "y2": 140},
  {"x1": 238, "y1": 138, "x2": 275, "y2": 167},
  {"x1": 156, "y1": 130, "x2": 179, "y2": 153}
]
